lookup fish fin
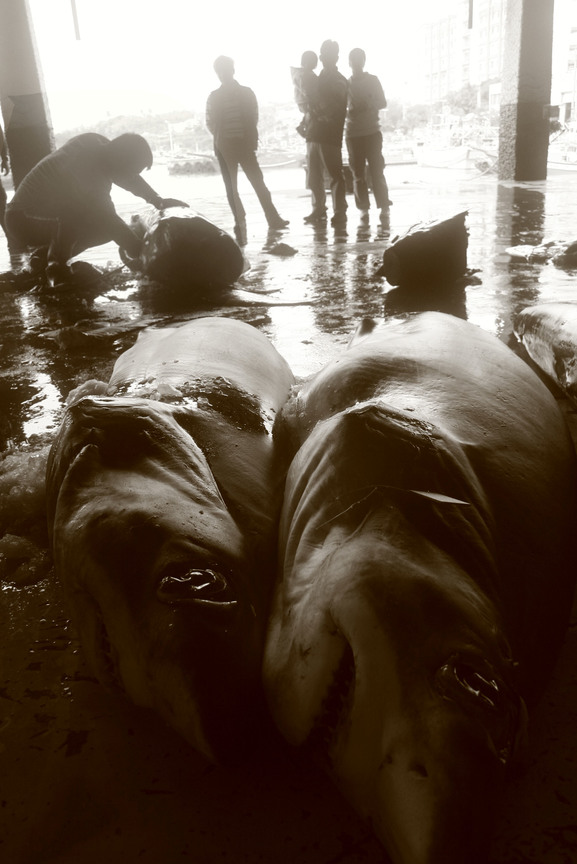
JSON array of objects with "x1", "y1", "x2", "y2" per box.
[
  {"x1": 408, "y1": 489, "x2": 471, "y2": 505},
  {"x1": 347, "y1": 317, "x2": 378, "y2": 348}
]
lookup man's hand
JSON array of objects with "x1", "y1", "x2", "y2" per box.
[
  {"x1": 118, "y1": 226, "x2": 144, "y2": 271},
  {"x1": 119, "y1": 246, "x2": 142, "y2": 273},
  {"x1": 1, "y1": 155, "x2": 9, "y2": 175}
]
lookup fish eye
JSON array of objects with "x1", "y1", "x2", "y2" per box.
[{"x1": 157, "y1": 565, "x2": 237, "y2": 605}]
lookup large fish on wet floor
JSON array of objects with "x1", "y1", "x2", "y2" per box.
[
  {"x1": 46, "y1": 317, "x2": 294, "y2": 763},
  {"x1": 514, "y1": 301, "x2": 577, "y2": 404},
  {"x1": 122, "y1": 206, "x2": 245, "y2": 293},
  {"x1": 263, "y1": 311, "x2": 577, "y2": 864}
]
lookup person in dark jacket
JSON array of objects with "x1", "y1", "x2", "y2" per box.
[
  {"x1": 303, "y1": 39, "x2": 348, "y2": 227},
  {"x1": 206, "y1": 55, "x2": 288, "y2": 246},
  {"x1": 5, "y1": 132, "x2": 186, "y2": 287},
  {"x1": 345, "y1": 47, "x2": 392, "y2": 220}
]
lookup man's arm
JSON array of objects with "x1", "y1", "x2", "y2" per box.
[
  {"x1": 372, "y1": 75, "x2": 387, "y2": 111},
  {"x1": 246, "y1": 87, "x2": 259, "y2": 128},
  {"x1": 114, "y1": 173, "x2": 187, "y2": 210},
  {"x1": 241, "y1": 87, "x2": 259, "y2": 150},
  {"x1": 206, "y1": 92, "x2": 217, "y2": 136},
  {"x1": 107, "y1": 212, "x2": 143, "y2": 257}
]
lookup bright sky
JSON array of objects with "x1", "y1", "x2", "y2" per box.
[{"x1": 27, "y1": 0, "x2": 453, "y2": 131}]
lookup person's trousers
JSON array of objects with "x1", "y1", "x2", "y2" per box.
[
  {"x1": 346, "y1": 131, "x2": 390, "y2": 210},
  {"x1": 306, "y1": 141, "x2": 347, "y2": 217},
  {"x1": 215, "y1": 144, "x2": 280, "y2": 228},
  {"x1": 6, "y1": 206, "x2": 119, "y2": 263}
]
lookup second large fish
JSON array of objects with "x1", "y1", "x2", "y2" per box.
[{"x1": 47, "y1": 317, "x2": 294, "y2": 762}]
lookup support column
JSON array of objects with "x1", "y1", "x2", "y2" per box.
[
  {"x1": 498, "y1": 0, "x2": 554, "y2": 181},
  {"x1": 0, "y1": 0, "x2": 53, "y2": 187}
]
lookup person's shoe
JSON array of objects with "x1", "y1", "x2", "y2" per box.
[
  {"x1": 303, "y1": 210, "x2": 327, "y2": 224},
  {"x1": 268, "y1": 216, "x2": 289, "y2": 230},
  {"x1": 119, "y1": 247, "x2": 142, "y2": 272},
  {"x1": 331, "y1": 212, "x2": 347, "y2": 227}
]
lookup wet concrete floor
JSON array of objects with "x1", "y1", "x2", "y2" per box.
[{"x1": 1, "y1": 161, "x2": 577, "y2": 863}]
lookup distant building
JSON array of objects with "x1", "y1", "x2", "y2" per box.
[
  {"x1": 416, "y1": 0, "x2": 577, "y2": 124},
  {"x1": 469, "y1": 0, "x2": 506, "y2": 115},
  {"x1": 419, "y1": 0, "x2": 505, "y2": 112},
  {"x1": 419, "y1": 1, "x2": 471, "y2": 105},
  {"x1": 552, "y1": 0, "x2": 577, "y2": 124}
]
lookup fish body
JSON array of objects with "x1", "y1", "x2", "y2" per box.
[
  {"x1": 124, "y1": 207, "x2": 245, "y2": 291},
  {"x1": 47, "y1": 317, "x2": 294, "y2": 762},
  {"x1": 376, "y1": 212, "x2": 468, "y2": 288},
  {"x1": 264, "y1": 311, "x2": 577, "y2": 863},
  {"x1": 514, "y1": 301, "x2": 577, "y2": 403}
]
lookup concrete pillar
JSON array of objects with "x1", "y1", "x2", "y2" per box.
[
  {"x1": 0, "y1": 0, "x2": 53, "y2": 187},
  {"x1": 498, "y1": 0, "x2": 554, "y2": 181}
]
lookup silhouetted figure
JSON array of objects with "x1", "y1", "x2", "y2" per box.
[
  {"x1": 0, "y1": 122, "x2": 9, "y2": 237},
  {"x1": 303, "y1": 39, "x2": 348, "y2": 228},
  {"x1": 5, "y1": 132, "x2": 186, "y2": 289},
  {"x1": 291, "y1": 50, "x2": 318, "y2": 139},
  {"x1": 346, "y1": 47, "x2": 392, "y2": 220},
  {"x1": 206, "y1": 55, "x2": 288, "y2": 246}
]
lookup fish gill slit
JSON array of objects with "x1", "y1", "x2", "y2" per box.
[
  {"x1": 95, "y1": 609, "x2": 122, "y2": 691},
  {"x1": 304, "y1": 639, "x2": 355, "y2": 763}
]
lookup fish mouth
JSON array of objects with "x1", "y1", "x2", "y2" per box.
[
  {"x1": 304, "y1": 638, "x2": 356, "y2": 763},
  {"x1": 153, "y1": 552, "x2": 255, "y2": 633},
  {"x1": 435, "y1": 652, "x2": 527, "y2": 765},
  {"x1": 156, "y1": 562, "x2": 239, "y2": 611}
]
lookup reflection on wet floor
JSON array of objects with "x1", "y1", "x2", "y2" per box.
[{"x1": 2, "y1": 162, "x2": 577, "y2": 863}]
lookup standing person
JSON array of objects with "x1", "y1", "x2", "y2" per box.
[
  {"x1": 303, "y1": 39, "x2": 348, "y2": 227},
  {"x1": 0, "y1": 121, "x2": 10, "y2": 237},
  {"x1": 5, "y1": 132, "x2": 187, "y2": 288},
  {"x1": 206, "y1": 55, "x2": 289, "y2": 246},
  {"x1": 345, "y1": 47, "x2": 392, "y2": 221},
  {"x1": 291, "y1": 50, "x2": 318, "y2": 138}
]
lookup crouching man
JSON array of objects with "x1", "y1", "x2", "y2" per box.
[{"x1": 6, "y1": 132, "x2": 187, "y2": 288}]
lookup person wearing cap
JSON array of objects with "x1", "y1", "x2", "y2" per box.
[{"x1": 5, "y1": 132, "x2": 186, "y2": 287}]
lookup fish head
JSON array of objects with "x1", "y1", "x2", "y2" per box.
[
  {"x1": 48, "y1": 396, "x2": 273, "y2": 762},
  {"x1": 265, "y1": 513, "x2": 527, "y2": 864}
]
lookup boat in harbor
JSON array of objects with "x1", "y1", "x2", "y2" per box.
[
  {"x1": 167, "y1": 149, "x2": 305, "y2": 176},
  {"x1": 168, "y1": 153, "x2": 219, "y2": 175},
  {"x1": 412, "y1": 128, "x2": 577, "y2": 176},
  {"x1": 415, "y1": 140, "x2": 497, "y2": 172},
  {"x1": 384, "y1": 141, "x2": 418, "y2": 165},
  {"x1": 547, "y1": 126, "x2": 577, "y2": 172}
]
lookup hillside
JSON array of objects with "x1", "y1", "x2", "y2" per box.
[{"x1": 54, "y1": 103, "x2": 305, "y2": 162}]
